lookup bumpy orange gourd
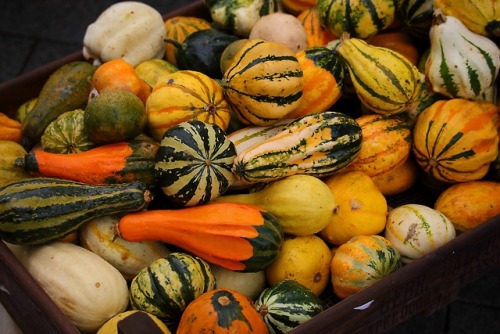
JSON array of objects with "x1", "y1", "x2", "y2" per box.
[
  {"x1": 91, "y1": 58, "x2": 151, "y2": 104},
  {"x1": 176, "y1": 288, "x2": 269, "y2": 334},
  {"x1": 0, "y1": 112, "x2": 22, "y2": 143},
  {"x1": 319, "y1": 171, "x2": 388, "y2": 245}
]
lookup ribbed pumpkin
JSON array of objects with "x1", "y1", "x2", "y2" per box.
[
  {"x1": 330, "y1": 235, "x2": 401, "y2": 299},
  {"x1": 344, "y1": 114, "x2": 412, "y2": 177},
  {"x1": 286, "y1": 46, "x2": 344, "y2": 118},
  {"x1": 297, "y1": 6, "x2": 336, "y2": 48},
  {"x1": 164, "y1": 16, "x2": 212, "y2": 66},
  {"x1": 146, "y1": 70, "x2": 231, "y2": 142},
  {"x1": 129, "y1": 252, "x2": 216, "y2": 327},
  {"x1": 177, "y1": 288, "x2": 269, "y2": 334},
  {"x1": 221, "y1": 39, "x2": 304, "y2": 126},
  {"x1": 155, "y1": 120, "x2": 236, "y2": 207},
  {"x1": 412, "y1": 98, "x2": 499, "y2": 183}
]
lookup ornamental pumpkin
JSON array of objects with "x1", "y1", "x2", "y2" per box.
[
  {"x1": 0, "y1": 112, "x2": 22, "y2": 144},
  {"x1": 146, "y1": 70, "x2": 231, "y2": 142},
  {"x1": 319, "y1": 171, "x2": 388, "y2": 245},
  {"x1": 177, "y1": 288, "x2": 269, "y2": 334},
  {"x1": 330, "y1": 235, "x2": 401, "y2": 299},
  {"x1": 297, "y1": 6, "x2": 336, "y2": 48},
  {"x1": 412, "y1": 98, "x2": 499, "y2": 183}
]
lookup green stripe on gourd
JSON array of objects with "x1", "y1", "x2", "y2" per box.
[
  {"x1": 0, "y1": 178, "x2": 149, "y2": 245},
  {"x1": 396, "y1": 0, "x2": 434, "y2": 39}
]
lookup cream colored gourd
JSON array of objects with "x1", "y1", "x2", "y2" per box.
[
  {"x1": 79, "y1": 215, "x2": 171, "y2": 280},
  {"x1": 210, "y1": 264, "x2": 267, "y2": 300},
  {"x1": 214, "y1": 174, "x2": 336, "y2": 236},
  {"x1": 425, "y1": 10, "x2": 500, "y2": 100},
  {"x1": 83, "y1": 1, "x2": 166, "y2": 66},
  {"x1": 384, "y1": 204, "x2": 456, "y2": 263},
  {"x1": 19, "y1": 242, "x2": 129, "y2": 333}
]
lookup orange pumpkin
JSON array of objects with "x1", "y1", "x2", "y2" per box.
[
  {"x1": 371, "y1": 155, "x2": 418, "y2": 196},
  {"x1": 0, "y1": 112, "x2": 22, "y2": 144},
  {"x1": 176, "y1": 288, "x2": 269, "y2": 334},
  {"x1": 366, "y1": 31, "x2": 420, "y2": 66},
  {"x1": 91, "y1": 58, "x2": 151, "y2": 104},
  {"x1": 297, "y1": 6, "x2": 336, "y2": 48}
]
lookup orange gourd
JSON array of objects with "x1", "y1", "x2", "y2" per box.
[
  {"x1": 91, "y1": 58, "x2": 151, "y2": 104},
  {"x1": 176, "y1": 288, "x2": 269, "y2": 334},
  {"x1": 297, "y1": 6, "x2": 336, "y2": 48},
  {"x1": 371, "y1": 156, "x2": 418, "y2": 196},
  {"x1": 282, "y1": 0, "x2": 317, "y2": 15},
  {"x1": 0, "y1": 112, "x2": 22, "y2": 144}
]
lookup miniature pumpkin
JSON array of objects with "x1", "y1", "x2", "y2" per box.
[
  {"x1": 319, "y1": 171, "x2": 388, "y2": 245},
  {"x1": 176, "y1": 288, "x2": 269, "y2": 334}
]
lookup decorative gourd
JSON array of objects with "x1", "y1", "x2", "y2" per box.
[
  {"x1": 97, "y1": 310, "x2": 171, "y2": 334},
  {"x1": 146, "y1": 70, "x2": 231, "y2": 142},
  {"x1": 115, "y1": 202, "x2": 284, "y2": 272},
  {"x1": 286, "y1": 46, "x2": 345, "y2": 118},
  {"x1": 404, "y1": 75, "x2": 445, "y2": 127},
  {"x1": 433, "y1": 0, "x2": 500, "y2": 38},
  {"x1": 221, "y1": 38, "x2": 304, "y2": 126},
  {"x1": 40, "y1": 109, "x2": 96, "y2": 153},
  {"x1": 412, "y1": 98, "x2": 499, "y2": 183},
  {"x1": 210, "y1": 264, "x2": 267, "y2": 300},
  {"x1": 21, "y1": 61, "x2": 96, "y2": 148},
  {"x1": 0, "y1": 112, "x2": 22, "y2": 143},
  {"x1": 20, "y1": 242, "x2": 129, "y2": 333},
  {"x1": 176, "y1": 288, "x2": 269, "y2": 334},
  {"x1": 91, "y1": 58, "x2": 151, "y2": 104},
  {"x1": 434, "y1": 181, "x2": 500, "y2": 233},
  {"x1": 16, "y1": 139, "x2": 160, "y2": 188},
  {"x1": 164, "y1": 16, "x2": 212, "y2": 66},
  {"x1": 282, "y1": 0, "x2": 317, "y2": 15},
  {"x1": 425, "y1": 11, "x2": 500, "y2": 100},
  {"x1": 317, "y1": 0, "x2": 396, "y2": 39},
  {"x1": 214, "y1": 174, "x2": 336, "y2": 236},
  {"x1": 82, "y1": 1, "x2": 166, "y2": 67},
  {"x1": 79, "y1": 215, "x2": 171, "y2": 280},
  {"x1": 155, "y1": 120, "x2": 236, "y2": 207},
  {"x1": 232, "y1": 111, "x2": 362, "y2": 183},
  {"x1": 371, "y1": 155, "x2": 418, "y2": 196},
  {"x1": 129, "y1": 252, "x2": 216, "y2": 327},
  {"x1": 343, "y1": 114, "x2": 412, "y2": 177},
  {"x1": 396, "y1": 0, "x2": 434, "y2": 40},
  {"x1": 255, "y1": 279, "x2": 324, "y2": 334},
  {"x1": 319, "y1": 171, "x2": 388, "y2": 245},
  {"x1": 384, "y1": 204, "x2": 456, "y2": 263},
  {"x1": 205, "y1": 0, "x2": 279, "y2": 37},
  {"x1": 335, "y1": 34, "x2": 422, "y2": 115},
  {"x1": 0, "y1": 141, "x2": 31, "y2": 187},
  {"x1": 165, "y1": 28, "x2": 239, "y2": 79},
  {"x1": 15, "y1": 97, "x2": 37, "y2": 124},
  {"x1": 0, "y1": 177, "x2": 151, "y2": 245},
  {"x1": 330, "y1": 235, "x2": 401, "y2": 299},
  {"x1": 366, "y1": 31, "x2": 420, "y2": 66},
  {"x1": 134, "y1": 58, "x2": 178, "y2": 89},
  {"x1": 297, "y1": 6, "x2": 336, "y2": 48}
]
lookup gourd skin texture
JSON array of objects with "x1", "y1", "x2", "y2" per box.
[{"x1": 20, "y1": 242, "x2": 129, "y2": 333}]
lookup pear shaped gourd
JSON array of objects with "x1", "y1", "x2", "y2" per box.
[{"x1": 214, "y1": 174, "x2": 336, "y2": 236}]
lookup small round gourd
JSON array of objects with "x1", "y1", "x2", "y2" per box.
[{"x1": 384, "y1": 204, "x2": 456, "y2": 263}]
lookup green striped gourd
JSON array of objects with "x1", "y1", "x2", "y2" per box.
[
  {"x1": 335, "y1": 34, "x2": 422, "y2": 115},
  {"x1": 425, "y1": 11, "x2": 500, "y2": 100},
  {"x1": 0, "y1": 178, "x2": 150, "y2": 245},
  {"x1": 232, "y1": 111, "x2": 362, "y2": 183},
  {"x1": 317, "y1": 0, "x2": 396, "y2": 39},
  {"x1": 129, "y1": 252, "x2": 216, "y2": 327},
  {"x1": 205, "y1": 0, "x2": 278, "y2": 37},
  {"x1": 254, "y1": 279, "x2": 324, "y2": 334},
  {"x1": 396, "y1": 0, "x2": 434, "y2": 40},
  {"x1": 155, "y1": 120, "x2": 236, "y2": 207},
  {"x1": 221, "y1": 39, "x2": 304, "y2": 126}
]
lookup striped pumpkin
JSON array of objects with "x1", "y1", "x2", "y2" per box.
[
  {"x1": 412, "y1": 99, "x2": 499, "y2": 183},
  {"x1": 425, "y1": 12, "x2": 500, "y2": 100},
  {"x1": 317, "y1": 0, "x2": 396, "y2": 39},
  {"x1": 129, "y1": 252, "x2": 216, "y2": 327},
  {"x1": 233, "y1": 111, "x2": 362, "y2": 183},
  {"x1": 396, "y1": 0, "x2": 434, "y2": 40},
  {"x1": 146, "y1": 70, "x2": 231, "y2": 142},
  {"x1": 155, "y1": 120, "x2": 236, "y2": 207},
  {"x1": 164, "y1": 16, "x2": 212, "y2": 66},
  {"x1": 297, "y1": 6, "x2": 336, "y2": 48},
  {"x1": 344, "y1": 114, "x2": 412, "y2": 177},
  {"x1": 254, "y1": 279, "x2": 324, "y2": 334},
  {"x1": 0, "y1": 178, "x2": 150, "y2": 245},
  {"x1": 221, "y1": 39, "x2": 304, "y2": 126}
]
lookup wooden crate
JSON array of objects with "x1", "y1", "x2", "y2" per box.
[{"x1": 1, "y1": 1, "x2": 499, "y2": 333}]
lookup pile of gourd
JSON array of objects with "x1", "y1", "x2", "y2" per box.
[{"x1": 1, "y1": 0, "x2": 500, "y2": 333}]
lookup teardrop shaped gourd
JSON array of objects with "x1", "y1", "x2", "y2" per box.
[
  {"x1": 335, "y1": 34, "x2": 422, "y2": 115},
  {"x1": 425, "y1": 11, "x2": 500, "y2": 100},
  {"x1": 214, "y1": 174, "x2": 336, "y2": 236}
]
